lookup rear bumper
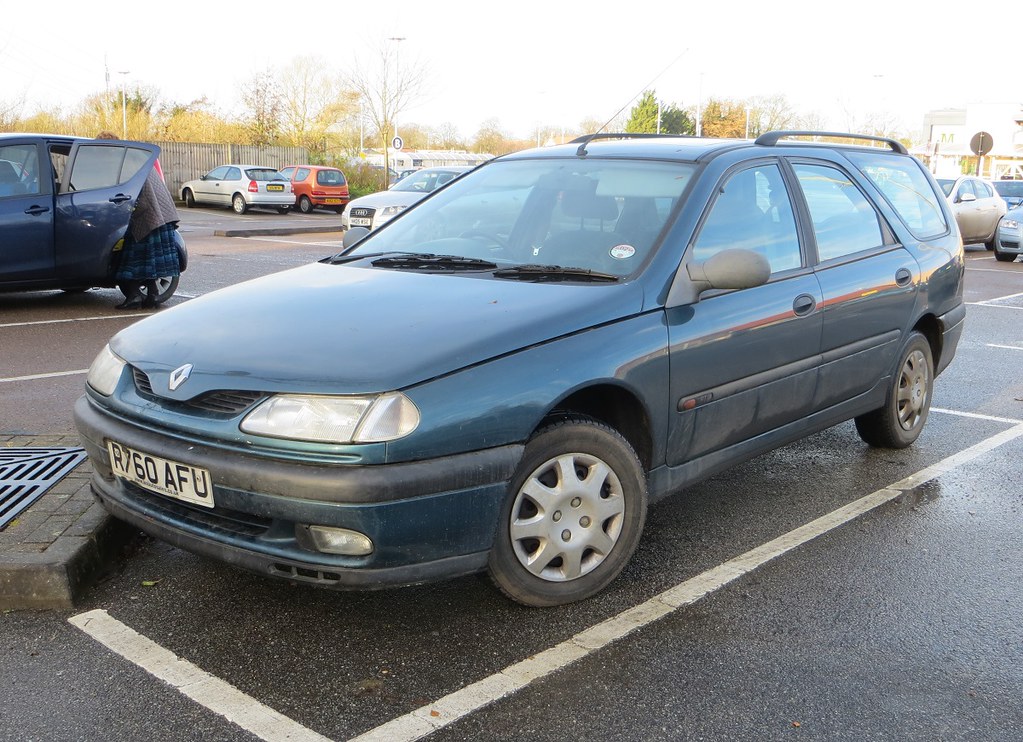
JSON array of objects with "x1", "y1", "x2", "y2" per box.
[
  {"x1": 936, "y1": 302, "x2": 966, "y2": 376},
  {"x1": 74, "y1": 394, "x2": 521, "y2": 589}
]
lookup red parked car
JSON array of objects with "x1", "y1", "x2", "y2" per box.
[{"x1": 279, "y1": 165, "x2": 349, "y2": 214}]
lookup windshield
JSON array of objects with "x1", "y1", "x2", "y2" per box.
[
  {"x1": 344, "y1": 158, "x2": 695, "y2": 278},
  {"x1": 392, "y1": 169, "x2": 464, "y2": 193}
]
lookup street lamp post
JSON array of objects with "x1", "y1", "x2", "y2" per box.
[
  {"x1": 117, "y1": 70, "x2": 130, "y2": 138},
  {"x1": 386, "y1": 37, "x2": 406, "y2": 188}
]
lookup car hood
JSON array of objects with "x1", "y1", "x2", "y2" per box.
[
  {"x1": 111, "y1": 262, "x2": 647, "y2": 398},
  {"x1": 347, "y1": 190, "x2": 428, "y2": 210}
]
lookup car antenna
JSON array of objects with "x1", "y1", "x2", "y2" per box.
[{"x1": 575, "y1": 48, "x2": 690, "y2": 157}]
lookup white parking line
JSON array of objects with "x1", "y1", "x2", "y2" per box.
[
  {"x1": 987, "y1": 343, "x2": 1023, "y2": 352},
  {"x1": 244, "y1": 236, "x2": 342, "y2": 247},
  {"x1": 0, "y1": 369, "x2": 88, "y2": 384},
  {"x1": 68, "y1": 417, "x2": 1023, "y2": 742},
  {"x1": 0, "y1": 314, "x2": 147, "y2": 329},
  {"x1": 68, "y1": 610, "x2": 331, "y2": 742}
]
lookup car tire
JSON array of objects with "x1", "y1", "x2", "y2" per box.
[
  {"x1": 183, "y1": 189, "x2": 195, "y2": 208},
  {"x1": 334, "y1": 206, "x2": 345, "y2": 215},
  {"x1": 119, "y1": 276, "x2": 178, "y2": 306},
  {"x1": 855, "y1": 331, "x2": 933, "y2": 449},
  {"x1": 298, "y1": 196, "x2": 314, "y2": 214},
  {"x1": 487, "y1": 416, "x2": 647, "y2": 607},
  {"x1": 278, "y1": 206, "x2": 290, "y2": 215},
  {"x1": 994, "y1": 248, "x2": 1016, "y2": 262},
  {"x1": 232, "y1": 194, "x2": 248, "y2": 215}
]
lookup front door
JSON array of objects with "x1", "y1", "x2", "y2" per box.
[
  {"x1": 666, "y1": 162, "x2": 823, "y2": 466},
  {"x1": 54, "y1": 140, "x2": 159, "y2": 284}
]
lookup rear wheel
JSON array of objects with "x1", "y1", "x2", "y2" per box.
[
  {"x1": 855, "y1": 331, "x2": 933, "y2": 449},
  {"x1": 334, "y1": 206, "x2": 345, "y2": 215},
  {"x1": 183, "y1": 189, "x2": 195, "y2": 208},
  {"x1": 298, "y1": 195, "x2": 314, "y2": 214},
  {"x1": 232, "y1": 194, "x2": 248, "y2": 214},
  {"x1": 277, "y1": 206, "x2": 290, "y2": 214},
  {"x1": 488, "y1": 416, "x2": 647, "y2": 607},
  {"x1": 119, "y1": 276, "x2": 178, "y2": 306}
]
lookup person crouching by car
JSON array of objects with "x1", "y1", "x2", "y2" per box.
[{"x1": 96, "y1": 131, "x2": 181, "y2": 309}]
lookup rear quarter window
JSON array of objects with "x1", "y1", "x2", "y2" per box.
[{"x1": 847, "y1": 152, "x2": 948, "y2": 240}]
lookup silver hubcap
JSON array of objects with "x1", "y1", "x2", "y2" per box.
[
  {"x1": 897, "y1": 349, "x2": 929, "y2": 431},
  {"x1": 509, "y1": 452, "x2": 625, "y2": 582}
]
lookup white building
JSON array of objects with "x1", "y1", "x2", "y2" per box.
[
  {"x1": 915, "y1": 103, "x2": 1023, "y2": 179},
  {"x1": 362, "y1": 149, "x2": 493, "y2": 172}
]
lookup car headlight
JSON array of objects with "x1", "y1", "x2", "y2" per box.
[
  {"x1": 240, "y1": 392, "x2": 420, "y2": 443},
  {"x1": 86, "y1": 345, "x2": 127, "y2": 396},
  {"x1": 380, "y1": 205, "x2": 408, "y2": 217},
  {"x1": 1002, "y1": 219, "x2": 1019, "y2": 229}
]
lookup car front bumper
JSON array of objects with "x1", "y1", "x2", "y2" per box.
[
  {"x1": 995, "y1": 222, "x2": 1023, "y2": 255},
  {"x1": 73, "y1": 394, "x2": 521, "y2": 589}
]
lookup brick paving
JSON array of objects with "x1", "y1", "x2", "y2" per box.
[{"x1": 0, "y1": 434, "x2": 134, "y2": 610}]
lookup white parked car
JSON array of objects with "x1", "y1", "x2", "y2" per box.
[
  {"x1": 341, "y1": 166, "x2": 470, "y2": 231},
  {"x1": 936, "y1": 175, "x2": 1007, "y2": 249},
  {"x1": 181, "y1": 165, "x2": 293, "y2": 215}
]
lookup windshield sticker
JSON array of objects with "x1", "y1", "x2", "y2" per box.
[{"x1": 610, "y1": 244, "x2": 636, "y2": 260}]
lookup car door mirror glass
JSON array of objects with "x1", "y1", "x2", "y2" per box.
[{"x1": 958, "y1": 192, "x2": 976, "y2": 203}]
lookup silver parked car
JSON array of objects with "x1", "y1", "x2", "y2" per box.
[
  {"x1": 994, "y1": 203, "x2": 1023, "y2": 262},
  {"x1": 936, "y1": 175, "x2": 1007, "y2": 249},
  {"x1": 181, "y1": 165, "x2": 293, "y2": 215},
  {"x1": 341, "y1": 166, "x2": 470, "y2": 231}
]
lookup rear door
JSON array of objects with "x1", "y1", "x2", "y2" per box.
[
  {"x1": 54, "y1": 139, "x2": 159, "y2": 283},
  {"x1": 0, "y1": 138, "x2": 55, "y2": 283}
]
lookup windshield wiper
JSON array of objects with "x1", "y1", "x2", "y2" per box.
[
  {"x1": 370, "y1": 253, "x2": 498, "y2": 271},
  {"x1": 492, "y1": 264, "x2": 620, "y2": 283}
]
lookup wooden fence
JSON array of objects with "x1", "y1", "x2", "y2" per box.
[{"x1": 154, "y1": 142, "x2": 309, "y2": 202}]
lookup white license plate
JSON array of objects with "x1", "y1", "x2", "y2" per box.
[
  {"x1": 107, "y1": 440, "x2": 214, "y2": 508},
  {"x1": 350, "y1": 217, "x2": 371, "y2": 227}
]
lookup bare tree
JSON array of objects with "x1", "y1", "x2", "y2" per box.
[
  {"x1": 0, "y1": 95, "x2": 24, "y2": 132},
  {"x1": 241, "y1": 69, "x2": 285, "y2": 146},
  {"x1": 345, "y1": 41, "x2": 428, "y2": 186}
]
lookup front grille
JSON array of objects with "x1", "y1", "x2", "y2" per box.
[
  {"x1": 132, "y1": 367, "x2": 265, "y2": 417},
  {"x1": 125, "y1": 481, "x2": 272, "y2": 538},
  {"x1": 349, "y1": 207, "x2": 374, "y2": 218}
]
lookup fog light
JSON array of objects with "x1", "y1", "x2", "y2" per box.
[{"x1": 306, "y1": 525, "x2": 373, "y2": 556}]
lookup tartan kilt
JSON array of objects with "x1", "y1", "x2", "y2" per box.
[{"x1": 116, "y1": 223, "x2": 181, "y2": 281}]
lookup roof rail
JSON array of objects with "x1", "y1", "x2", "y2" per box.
[
  {"x1": 754, "y1": 130, "x2": 908, "y2": 155},
  {"x1": 568, "y1": 132, "x2": 691, "y2": 145}
]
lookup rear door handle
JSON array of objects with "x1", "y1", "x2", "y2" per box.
[
  {"x1": 793, "y1": 294, "x2": 816, "y2": 316},
  {"x1": 895, "y1": 268, "x2": 913, "y2": 287},
  {"x1": 109, "y1": 194, "x2": 132, "y2": 204}
]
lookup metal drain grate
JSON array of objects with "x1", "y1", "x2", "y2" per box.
[{"x1": 0, "y1": 448, "x2": 88, "y2": 530}]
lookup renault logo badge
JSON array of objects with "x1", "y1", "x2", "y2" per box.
[{"x1": 169, "y1": 364, "x2": 194, "y2": 391}]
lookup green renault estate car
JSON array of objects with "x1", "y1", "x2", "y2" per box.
[{"x1": 75, "y1": 131, "x2": 965, "y2": 606}]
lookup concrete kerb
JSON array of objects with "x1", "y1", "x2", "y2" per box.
[
  {"x1": 213, "y1": 223, "x2": 345, "y2": 238},
  {"x1": 0, "y1": 440, "x2": 137, "y2": 611}
]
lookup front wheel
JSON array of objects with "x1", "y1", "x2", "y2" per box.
[
  {"x1": 488, "y1": 417, "x2": 647, "y2": 607},
  {"x1": 994, "y1": 248, "x2": 1016, "y2": 262},
  {"x1": 232, "y1": 194, "x2": 248, "y2": 214},
  {"x1": 183, "y1": 189, "x2": 195, "y2": 208},
  {"x1": 855, "y1": 331, "x2": 933, "y2": 448},
  {"x1": 121, "y1": 276, "x2": 178, "y2": 306}
]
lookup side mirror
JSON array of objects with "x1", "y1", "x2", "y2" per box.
[
  {"x1": 667, "y1": 249, "x2": 772, "y2": 307},
  {"x1": 958, "y1": 192, "x2": 977, "y2": 203},
  {"x1": 200, "y1": 175, "x2": 208, "y2": 181},
  {"x1": 342, "y1": 226, "x2": 370, "y2": 249}
]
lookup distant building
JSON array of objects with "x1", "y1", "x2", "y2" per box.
[
  {"x1": 914, "y1": 103, "x2": 1023, "y2": 179},
  {"x1": 361, "y1": 149, "x2": 494, "y2": 172}
]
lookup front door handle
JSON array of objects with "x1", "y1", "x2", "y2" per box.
[
  {"x1": 24, "y1": 205, "x2": 50, "y2": 216},
  {"x1": 109, "y1": 194, "x2": 132, "y2": 204},
  {"x1": 793, "y1": 294, "x2": 816, "y2": 316},
  {"x1": 895, "y1": 268, "x2": 913, "y2": 287}
]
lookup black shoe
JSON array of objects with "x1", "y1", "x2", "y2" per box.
[
  {"x1": 116, "y1": 295, "x2": 143, "y2": 310},
  {"x1": 141, "y1": 294, "x2": 158, "y2": 309}
]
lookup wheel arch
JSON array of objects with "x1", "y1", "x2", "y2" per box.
[
  {"x1": 912, "y1": 313, "x2": 942, "y2": 371},
  {"x1": 541, "y1": 383, "x2": 654, "y2": 472}
]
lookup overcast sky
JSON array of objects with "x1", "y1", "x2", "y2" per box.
[{"x1": 3, "y1": 0, "x2": 1018, "y2": 142}]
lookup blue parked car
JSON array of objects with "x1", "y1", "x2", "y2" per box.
[
  {"x1": 0, "y1": 134, "x2": 185, "y2": 304},
  {"x1": 74, "y1": 131, "x2": 965, "y2": 606}
]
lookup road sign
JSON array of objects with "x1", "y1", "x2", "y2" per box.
[
  {"x1": 392, "y1": 136, "x2": 404, "y2": 150},
  {"x1": 970, "y1": 131, "x2": 993, "y2": 157}
]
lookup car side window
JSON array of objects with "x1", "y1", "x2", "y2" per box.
[
  {"x1": 847, "y1": 151, "x2": 949, "y2": 240},
  {"x1": 226, "y1": 167, "x2": 241, "y2": 181},
  {"x1": 279, "y1": 167, "x2": 295, "y2": 180},
  {"x1": 296, "y1": 168, "x2": 310, "y2": 181},
  {"x1": 691, "y1": 164, "x2": 802, "y2": 274},
  {"x1": 957, "y1": 180, "x2": 975, "y2": 201},
  {"x1": 793, "y1": 163, "x2": 885, "y2": 262},
  {"x1": 207, "y1": 166, "x2": 229, "y2": 180},
  {"x1": 0, "y1": 145, "x2": 41, "y2": 197},
  {"x1": 974, "y1": 180, "x2": 993, "y2": 199}
]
